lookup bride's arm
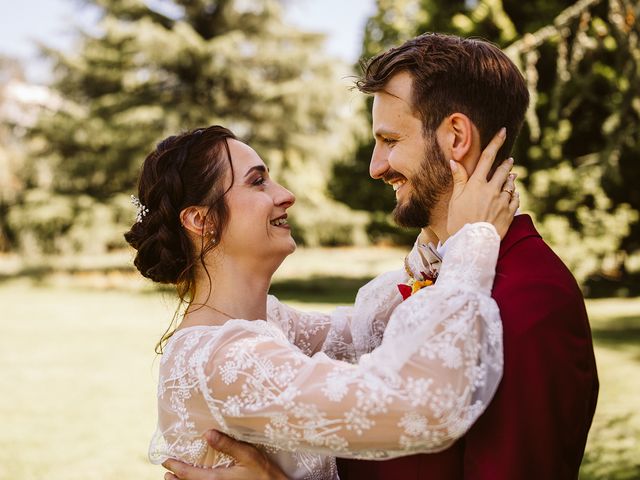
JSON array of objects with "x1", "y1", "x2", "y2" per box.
[
  {"x1": 266, "y1": 296, "x2": 357, "y2": 362},
  {"x1": 158, "y1": 223, "x2": 502, "y2": 458},
  {"x1": 266, "y1": 236, "x2": 440, "y2": 362}
]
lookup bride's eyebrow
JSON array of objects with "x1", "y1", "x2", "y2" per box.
[{"x1": 243, "y1": 165, "x2": 268, "y2": 178}]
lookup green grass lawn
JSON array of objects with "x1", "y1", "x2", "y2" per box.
[
  {"x1": 0, "y1": 273, "x2": 638, "y2": 479},
  {"x1": 579, "y1": 298, "x2": 640, "y2": 479}
]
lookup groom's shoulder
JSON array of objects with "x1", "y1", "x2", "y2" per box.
[
  {"x1": 493, "y1": 215, "x2": 590, "y2": 345},
  {"x1": 499, "y1": 214, "x2": 545, "y2": 259},
  {"x1": 496, "y1": 214, "x2": 582, "y2": 296}
]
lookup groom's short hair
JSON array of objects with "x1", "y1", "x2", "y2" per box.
[{"x1": 357, "y1": 33, "x2": 530, "y2": 167}]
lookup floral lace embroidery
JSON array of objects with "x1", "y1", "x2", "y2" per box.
[{"x1": 149, "y1": 223, "x2": 503, "y2": 480}]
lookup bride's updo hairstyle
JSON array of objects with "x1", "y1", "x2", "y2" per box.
[{"x1": 125, "y1": 125, "x2": 236, "y2": 299}]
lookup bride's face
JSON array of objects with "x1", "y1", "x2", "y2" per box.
[{"x1": 218, "y1": 139, "x2": 296, "y2": 260}]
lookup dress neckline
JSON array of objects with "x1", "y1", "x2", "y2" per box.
[{"x1": 171, "y1": 318, "x2": 273, "y2": 338}]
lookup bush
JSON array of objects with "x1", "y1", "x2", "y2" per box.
[{"x1": 8, "y1": 190, "x2": 132, "y2": 255}]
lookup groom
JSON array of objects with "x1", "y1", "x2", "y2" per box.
[{"x1": 162, "y1": 33, "x2": 599, "y2": 480}]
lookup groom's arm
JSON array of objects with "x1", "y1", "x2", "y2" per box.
[{"x1": 163, "y1": 431, "x2": 287, "y2": 480}]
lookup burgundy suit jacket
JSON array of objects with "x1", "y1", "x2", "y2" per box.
[{"x1": 337, "y1": 215, "x2": 599, "y2": 480}]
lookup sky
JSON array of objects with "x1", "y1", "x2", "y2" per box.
[{"x1": 0, "y1": 0, "x2": 376, "y2": 83}]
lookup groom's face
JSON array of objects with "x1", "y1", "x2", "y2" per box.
[{"x1": 370, "y1": 72, "x2": 452, "y2": 228}]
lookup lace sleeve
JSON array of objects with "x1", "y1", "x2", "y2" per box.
[
  {"x1": 267, "y1": 234, "x2": 440, "y2": 362},
  {"x1": 154, "y1": 223, "x2": 503, "y2": 462},
  {"x1": 266, "y1": 297, "x2": 357, "y2": 362}
]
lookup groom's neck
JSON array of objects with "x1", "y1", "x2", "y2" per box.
[{"x1": 424, "y1": 203, "x2": 448, "y2": 244}]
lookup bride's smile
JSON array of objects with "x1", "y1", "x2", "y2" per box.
[{"x1": 220, "y1": 140, "x2": 297, "y2": 260}]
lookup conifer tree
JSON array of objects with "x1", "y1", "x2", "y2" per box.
[
  {"x1": 16, "y1": 0, "x2": 368, "y2": 253},
  {"x1": 0, "y1": 55, "x2": 28, "y2": 252}
]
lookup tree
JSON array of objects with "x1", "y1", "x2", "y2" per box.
[
  {"x1": 333, "y1": 0, "x2": 640, "y2": 286},
  {"x1": 0, "y1": 55, "x2": 29, "y2": 252},
  {"x1": 13, "y1": 0, "x2": 369, "y2": 254}
]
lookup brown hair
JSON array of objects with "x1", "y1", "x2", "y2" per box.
[
  {"x1": 124, "y1": 125, "x2": 236, "y2": 351},
  {"x1": 357, "y1": 33, "x2": 530, "y2": 167}
]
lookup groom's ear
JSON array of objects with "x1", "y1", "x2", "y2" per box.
[{"x1": 440, "y1": 113, "x2": 481, "y2": 176}]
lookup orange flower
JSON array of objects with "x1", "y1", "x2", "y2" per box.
[
  {"x1": 411, "y1": 278, "x2": 434, "y2": 294},
  {"x1": 398, "y1": 275, "x2": 436, "y2": 300}
]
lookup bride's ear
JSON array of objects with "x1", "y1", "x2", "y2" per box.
[{"x1": 180, "y1": 206, "x2": 213, "y2": 237}]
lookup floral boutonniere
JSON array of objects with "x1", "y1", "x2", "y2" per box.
[
  {"x1": 397, "y1": 271, "x2": 437, "y2": 300},
  {"x1": 397, "y1": 242, "x2": 441, "y2": 300}
]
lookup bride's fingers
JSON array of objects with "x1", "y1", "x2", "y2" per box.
[
  {"x1": 449, "y1": 159, "x2": 469, "y2": 199},
  {"x1": 489, "y1": 157, "x2": 514, "y2": 191},
  {"x1": 509, "y1": 190, "x2": 520, "y2": 215},
  {"x1": 471, "y1": 127, "x2": 506, "y2": 182},
  {"x1": 162, "y1": 459, "x2": 213, "y2": 480},
  {"x1": 499, "y1": 172, "x2": 517, "y2": 200}
]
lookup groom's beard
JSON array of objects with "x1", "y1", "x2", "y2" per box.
[{"x1": 393, "y1": 133, "x2": 452, "y2": 228}]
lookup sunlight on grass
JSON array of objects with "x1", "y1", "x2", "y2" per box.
[
  {"x1": 580, "y1": 346, "x2": 640, "y2": 479},
  {"x1": 0, "y1": 281, "x2": 171, "y2": 480},
  {"x1": 0, "y1": 278, "x2": 638, "y2": 479},
  {"x1": 580, "y1": 298, "x2": 640, "y2": 479}
]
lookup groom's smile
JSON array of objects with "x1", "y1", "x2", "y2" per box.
[
  {"x1": 390, "y1": 178, "x2": 406, "y2": 192},
  {"x1": 382, "y1": 171, "x2": 409, "y2": 198}
]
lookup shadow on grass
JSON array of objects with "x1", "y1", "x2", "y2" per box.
[
  {"x1": 0, "y1": 268, "x2": 376, "y2": 304},
  {"x1": 269, "y1": 276, "x2": 374, "y2": 304},
  {"x1": 0, "y1": 265, "x2": 136, "y2": 284},
  {"x1": 590, "y1": 314, "x2": 640, "y2": 360},
  {"x1": 584, "y1": 273, "x2": 640, "y2": 298},
  {"x1": 0, "y1": 265, "x2": 54, "y2": 284}
]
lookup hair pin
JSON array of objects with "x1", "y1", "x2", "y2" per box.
[{"x1": 131, "y1": 195, "x2": 150, "y2": 223}]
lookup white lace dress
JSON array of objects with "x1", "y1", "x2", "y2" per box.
[{"x1": 149, "y1": 223, "x2": 503, "y2": 479}]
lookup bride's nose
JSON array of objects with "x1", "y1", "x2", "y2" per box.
[{"x1": 275, "y1": 183, "x2": 295, "y2": 208}]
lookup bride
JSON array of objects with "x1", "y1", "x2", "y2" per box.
[{"x1": 125, "y1": 125, "x2": 518, "y2": 479}]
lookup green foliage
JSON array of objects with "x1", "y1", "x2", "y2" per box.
[
  {"x1": 0, "y1": 55, "x2": 28, "y2": 252},
  {"x1": 337, "y1": 0, "x2": 640, "y2": 282},
  {"x1": 506, "y1": 0, "x2": 640, "y2": 283},
  {"x1": 7, "y1": 190, "x2": 132, "y2": 255},
  {"x1": 18, "y1": 0, "x2": 369, "y2": 253}
]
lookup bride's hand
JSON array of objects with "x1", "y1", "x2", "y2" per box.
[{"x1": 447, "y1": 128, "x2": 519, "y2": 239}]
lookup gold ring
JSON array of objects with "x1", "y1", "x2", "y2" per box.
[{"x1": 502, "y1": 187, "x2": 514, "y2": 196}]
